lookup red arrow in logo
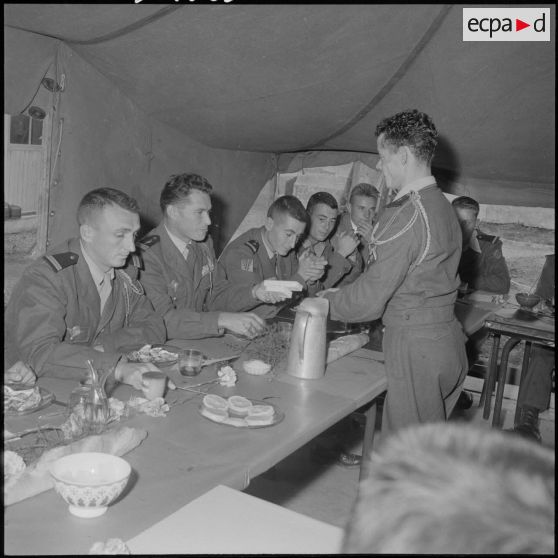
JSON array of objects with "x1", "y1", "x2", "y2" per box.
[{"x1": 516, "y1": 19, "x2": 530, "y2": 31}]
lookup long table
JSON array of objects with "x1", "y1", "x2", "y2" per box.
[
  {"x1": 4, "y1": 337, "x2": 386, "y2": 555},
  {"x1": 127, "y1": 484, "x2": 344, "y2": 554}
]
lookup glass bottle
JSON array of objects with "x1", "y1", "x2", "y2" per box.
[{"x1": 83, "y1": 361, "x2": 109, "y2": 435}]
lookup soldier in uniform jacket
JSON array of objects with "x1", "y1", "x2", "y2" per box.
[
  {"x1": 209, "y1": 195, "x2": 327, "y2": 319},
  {"x1": 136, "y1": 173, "x2": 265, "y2": 340},
  {"x1": 331, "y1": 182, "x2": 380, "y2": 287},
  {"x1": 452, "y1": 196, "x2": 511, "y2": 294},
  {"x1": 323, "y1": 110, "x2": 468, "y2": 436},
  {"x1": 4, "y1": 188, "x2": 166, "y2": 387},
  {"x1": 298, "y1": 192, "x2": 359, "y2": 297}
]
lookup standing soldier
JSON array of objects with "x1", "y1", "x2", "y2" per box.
[{"x1": 322, "y1": 109, "x2": 468, "y2": 436}]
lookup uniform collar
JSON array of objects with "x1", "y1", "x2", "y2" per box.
[
  {"x1": 260, "y1": 228, "x2": 275, "y2": 259},
  {"x1": 468, "y1": 229, "x2": 482, "y2": 253},
  {"x1": 393, "y1": 175, "x2": 436, "y2": 201},
  {"x1": 79, "y1": 241, "x2": 114, "y2": 288},
  {"x1": 164, "y1": 224, "x2": 192, "y2": 255}
]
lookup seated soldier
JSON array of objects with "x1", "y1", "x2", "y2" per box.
[
  {"x1": 4, "y1": 188, "x2": 166, "y2": 388},
  {"x1": 510, "y1": 253, "x2": 555, "y2": 443},
  {"x1": 298, "y1": 192, "x2": 359, "y2": 297},
  {"x1": 452, "y1": 196, "x2": 511, "y2": 294},
  {"x1": 209, "y1": 195, "x2": 327, "y2": 319},
  {"x1": 136, "y1": 173, "x2": 266, "y2": 340},
  {"x1": 452, "y1": 196, "x2": 512, "y2": 410},
  {"x1": 331, "y1": 182, "x2": 379, "y2": 287},
  {"x1": 343, "y1": 422, "x2": 555, "y2": 554}
]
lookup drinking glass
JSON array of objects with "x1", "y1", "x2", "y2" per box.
[{"x1": 178, "y1": 349, "x2": 203, "y2": 377}]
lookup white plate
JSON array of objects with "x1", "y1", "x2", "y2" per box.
[
  {"x1": 198, "y1": 399, "x2": 284, "y2": 429},
  {"x1": 126, "y1": 344, "x2": 181, "y2": 366}
]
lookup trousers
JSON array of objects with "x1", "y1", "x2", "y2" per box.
[{"x1": 381, "y1": 317, "x2": 468, "y2": 435}]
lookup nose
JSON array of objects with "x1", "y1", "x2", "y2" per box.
[
  {"x1": 203, "y1": 212, "x2": 211, "y2": 226},
  {"x1": 288, "y1": 236, "x2": 297, "y2": 249},
  {"x1": 376, "y1": 160, "x2": 382, "y2": 171},
  {"x1": 125, "y1": 234, "x2": 135, "y2": 253}
]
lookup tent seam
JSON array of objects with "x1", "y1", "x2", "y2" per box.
[{"x1": 308, "y1": 4, "x2": 454, "y2": 149}]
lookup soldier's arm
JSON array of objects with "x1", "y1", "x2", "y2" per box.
[
  {"x1": 101, "y1": 271, "x2": 168, "y2": 352},
  {"x1": 321, "y1": 250, "x2": 353, "y2": 290},
  {"x1": 475, "y1": 240, "x2": 511, "y2": 294},
  {"x1": 208, "y1": 244, "x2": 264, "y2": 312},
  {"x1": 139, "y1": 250, "x2": 222, "y2": 339},
  {"x1": 325, "y1": 212, "x2": 417, "y2": 322},
  {"x1": 5, "y1": 266, "x2": 122, "y2": 380}
]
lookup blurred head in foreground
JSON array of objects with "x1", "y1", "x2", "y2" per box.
[{"x1": 343, "y1": 422, "x2": 555, "y2": 554}]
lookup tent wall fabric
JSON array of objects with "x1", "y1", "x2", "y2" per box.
[
  {"x1": 4, "y1": 27, "x2": 275, "y2": 252},
  {"x1": 4, "y1": 4, "x2": 556, "y2": 238}
]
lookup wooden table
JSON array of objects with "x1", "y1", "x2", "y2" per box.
[
  {"x1": 127, "y1": 484, "x2": 344, "y2": 554},
  {"x1": 480, "y1": 307, "x2": 555, "y2": 427},
  {"x1": 4, "y1": 338, "x2": 386, "y2": 555}
]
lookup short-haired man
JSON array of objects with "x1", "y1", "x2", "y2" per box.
[
  {"x1": 452, "y1": 196, "x2": 511, "y2": 294},
  {"x1": 322, "y1": 109, "x2": 468, "y2": 436},
  {"x1": 343, "y1": 422, "x2": 555, "y2": 554},
  {"x1": 299, "y1": 192, "x2": 359, "y2": 296},
  {"x1": 4, "y1": 188, "x2": 166, "y2": 387},
  {"x1": 136, "y1": 173, "x2": 266, "y2": 339},
  {"x1": 209, "y1": 195, "x2": 327, "y2": 318},
  {"x1": 331, "y1": 183, "x2": 379, "y2": 287}
]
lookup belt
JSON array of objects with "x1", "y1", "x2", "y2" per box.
[{"x1": 383, "y1": 305, "x2": 455, "y2": 326}]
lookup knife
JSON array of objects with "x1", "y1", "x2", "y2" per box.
[{"x1": 202, "y1": 354, "x2": 240, "y2": 366}]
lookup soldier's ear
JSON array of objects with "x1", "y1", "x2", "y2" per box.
[
  {"x1": 166, "y1": 205, "x2": 176, "y2": 220},
  {"x1": 80, "y1": 223, "x2": 94, "y2": 242},
  {"x1": 264, "y1": 217, "x2": 274, "y2": 232},
  {"x1": 400, "y1": 146, "x2": 409, "y2": 165}
]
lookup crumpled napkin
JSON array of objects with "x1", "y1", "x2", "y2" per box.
[
  {"x1": 127, "y1": 396, "x2": 169, "y2": 417},
  {"x1": 3, "y1": 450, "x2": 26, "y2": 489},
  {"x1": 89, "y1": 538, "x2": 130, "y2": 554},
  {"x1": 217, "y1": 365, "x2": 237, "y2": 387}
]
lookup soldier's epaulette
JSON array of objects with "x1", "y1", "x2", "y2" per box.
[
  {"x1": 385, "y1": 193, "x2": 411, "y2": 208},
  {"x1": 477, "y1": 233, "x2": 499, "y2": 244},
  {"x1": 244, "y1": 239, "x2": 260, "y2": 254},
  {"x1": 137, "y1": 235, "x2": 160, "y2": 251},
  {"x1": 43, "y1": 252, "x2": 79, "y2": 272}
]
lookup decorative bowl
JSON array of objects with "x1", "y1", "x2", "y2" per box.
[
  {"x1": 515, "y1": 292, "x2": 541, "y2": 309},
  {"x1": 49, "y1": 452, "x2": 131, "y2": 518}
]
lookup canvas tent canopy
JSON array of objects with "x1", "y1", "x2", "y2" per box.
[{"x1": 4, "y1": 3, "x2": 555, "y2": 252}]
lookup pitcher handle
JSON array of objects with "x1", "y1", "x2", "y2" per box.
[{"x1": 299, "y1": 311, "x2": 310, "y2": 362}]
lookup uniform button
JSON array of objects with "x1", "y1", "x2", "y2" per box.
[{"x1": 405, "y1": 314, "x2": 410, "y2": 320}]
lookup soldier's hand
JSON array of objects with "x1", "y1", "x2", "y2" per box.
[
  {"x1": 6, "y1": 361, "x2": 36, "y2": 385},
  {"x1": 355, "y1": 219, "x2": 374, "y2": 243},
  {"x1": 115, "y1": 361, "x2": 161, "y2": 391},
  {"x1": 335, "y1": 231, "x2": 359, "y2": 258},
  {"x1": 297, "y1": 252, "x2": 327, "y2": 282},
  {"x1": 252, "y1": 281, "x2": 291, "y2": 304},
  {"x1": 218, "y1": 312, "x2": 266, "y2": 338}
]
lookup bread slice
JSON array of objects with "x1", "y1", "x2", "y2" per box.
[{"x1": 227, "y1": 395, "x2": 253, "y2": 417}]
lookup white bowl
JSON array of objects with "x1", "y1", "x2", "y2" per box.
[{"x1": 49, "y1": 452, "x2": 131, "y2": 518}]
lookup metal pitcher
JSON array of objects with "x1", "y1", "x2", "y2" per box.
[{"x1": 287, "y1": 297, "x2": 329, "y2": 379}]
